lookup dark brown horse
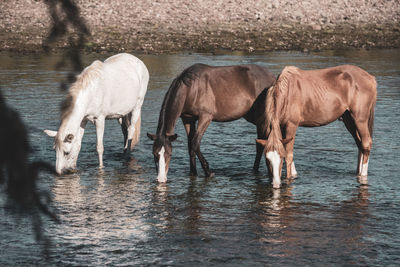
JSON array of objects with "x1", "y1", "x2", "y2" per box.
[
  {"x1": 147, "y1": 63, "x2": 276, "y2": 182},
  {"x1": 256, "y1": 65, "x2": 377, "y2": 188}
]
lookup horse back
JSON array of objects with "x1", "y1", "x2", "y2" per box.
[
  {"x1": 97, "y1": 53, "x2": 148, "y2": 116},
  {"x1": 183, "y1": 64, "x2": 275, "y2": 121},
  {"x1": 275, "y1": 65, "x2": 376, "y2": 126}
]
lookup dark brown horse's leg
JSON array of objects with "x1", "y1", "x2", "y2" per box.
[
  {"x1": 183, "y1": 118, "x2": 197, "y2": 176},
  {"x1": 192, "y1": 114, "x2": 214, "y2": 177},
  {"x1": 253, "y1": 125, "x2": 264, "y2": 171},
  {"x1": 342, "y1": 111, "x2": 362, "y2": 174}
]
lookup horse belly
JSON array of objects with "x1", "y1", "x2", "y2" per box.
[
  {"x1": 300, "y1": 98, "x2": 347, "y2": 127},
  {"x1": 213, "y1": 96, "x2": 254, "y2": 122},
  {"x1": 102, "y1": 74, "x2": 141, "y2": 117}
]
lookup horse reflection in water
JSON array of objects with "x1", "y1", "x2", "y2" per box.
[
  {"x1": 252, "y1": 181, "x2": 370, "y2": 261},
  {"x1": 44, "y1": 53, "x2": 149, "y2": 174},
  {"x1": 256, "y1": 65, "x2": 377, "y2": 188},
  {"x1": 147, "y1": 63, "x2": 276, "y2": 182},
  {"x1": 52, "y1": 167, "x2": 150, "y2": 242}
]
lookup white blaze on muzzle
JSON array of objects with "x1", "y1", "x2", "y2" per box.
[
  {"x1": 266, "y1": 150, "x2": 281, "y2": 189},
  {"x1": 157, "y1": 146, "x2": 167, "y2": 183}
]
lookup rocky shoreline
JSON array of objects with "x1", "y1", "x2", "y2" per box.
[{"x1": 1, "y1": 0, "x2": 399, "y2": 54}]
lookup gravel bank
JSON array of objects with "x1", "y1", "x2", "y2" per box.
[{"x1": 0, "y1": 0, "x2": 399, "y2": 53}]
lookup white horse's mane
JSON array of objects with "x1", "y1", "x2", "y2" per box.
[{"x1": 61, "y1": 60, "x2": 103, "y2": 121}]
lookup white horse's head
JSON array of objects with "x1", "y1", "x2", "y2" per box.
[{"x1": 44, "y1": 129, "x2": 81, "y2": 174}]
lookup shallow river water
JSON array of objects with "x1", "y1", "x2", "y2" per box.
[{"x1": 1, "y1": 49, "x2": 400, "y2": 266}]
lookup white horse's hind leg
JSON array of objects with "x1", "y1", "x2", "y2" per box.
[
  {"x1": 120, "y1": 115, "x2": 129, "y2": 150},
  {"x1": 95, "y1": 117, "x2": 105, "y2": 168}
]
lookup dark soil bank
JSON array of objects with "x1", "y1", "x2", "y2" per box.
[{"x1": 1, "y1": 0, "x2": 399, "y2": 53}]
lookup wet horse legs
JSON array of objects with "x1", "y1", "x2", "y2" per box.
[
  {"x1": 253, "y1": 125, "x2": 264, "y2": 171},
  {"x1": 183, "y1": 119, "x2": 197, "y2": 176},
  {"x1": 284, "y1": 124, "x2": 298, "y2": 179},
  {"x1": 120, "y1": 115, "x2": 129, "y2": 150},
  {"x1": 94, "y1": 117, "x2": 105, "y2": 168},
  {"x1": 192, "y1": 114, "x2": 214, "y2": 177},
  {"x1": 355, "y1": 120, "x2": 372, "y2": 182},
  {"x1": 342, "y1": 111, "x2": 372, "y2": 183}
]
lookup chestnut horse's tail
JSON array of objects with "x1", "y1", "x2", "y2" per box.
[
  {"x1": 368, "y1": 103, "x2": 375, "y2": 140},
  {"x1": 368, "y1": 77, "x2": 377, "y2": 140},
  {"x1": 131, "y1": 111, "x2": 141, "y2": 149}
]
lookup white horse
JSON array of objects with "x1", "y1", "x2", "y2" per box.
[{"x1": 44, "y1": 53, "x2": 149, "y2": 174}]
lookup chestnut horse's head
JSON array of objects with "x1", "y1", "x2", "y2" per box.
[
  {"x1": 147, "y1": 133, "x2": 178, "y2": 183},
  {"x1": 256, "y1": 136, "x2": 292, "y2": 189}
]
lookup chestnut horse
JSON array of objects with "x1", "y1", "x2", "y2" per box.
[
  {"x1": 147, "y1": 63, "x2": 276, "y2": 182},
  {"x1": 256, "y1": 65, "x2": 377, "y2": 188}
]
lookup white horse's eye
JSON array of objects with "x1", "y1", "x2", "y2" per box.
[{"x1": 64, "y1": 151, "x2": 70, "y2": 156}]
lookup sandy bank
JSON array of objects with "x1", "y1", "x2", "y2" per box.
[{"x1": 0, "y1": 0, "x2": 399, "y2": 53}]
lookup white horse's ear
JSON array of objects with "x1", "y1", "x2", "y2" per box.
[{"x1": 44, "y1": 129, "x2": 58, "y2": 137}]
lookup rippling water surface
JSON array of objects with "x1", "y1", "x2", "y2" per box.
[{"x1": 1, "y1": 50, "x2": 399, "y2": 266}]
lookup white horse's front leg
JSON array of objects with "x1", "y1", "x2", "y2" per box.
[
  {"x1": 95, "y1": 117, "x2": 105, "y2": 168},
  {"x1": 73, "y1": 120, "x2": 87, "y2": 169}
]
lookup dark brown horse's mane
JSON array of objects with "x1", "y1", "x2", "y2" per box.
[
  {"x1": 156, "y1": 64, "x2": 208, "y2": 135},
  {"x1": 178, "y1": 63, "x2": 207, "y2": 87},
  {"x1": 264, "y1": 66, "x2": 299, "y2": 156}
]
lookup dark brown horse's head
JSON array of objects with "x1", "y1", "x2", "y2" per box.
[
  {"x1": 147, "y1": 133, "x2": 178, "y2": 182},
  {"x1": 256, "y1": 136, "x2": 292, "y2": 189}
]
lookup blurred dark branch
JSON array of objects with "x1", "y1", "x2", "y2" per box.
[
  {"x1": 44, "y1": 0, "x2": 91, "y2": 90},
  {"x1": 0, "y1": 0, "x2": 91, "y2": 257},
  {"x1": 0, "y1": 89, "x2": 59, "y2": 256}
]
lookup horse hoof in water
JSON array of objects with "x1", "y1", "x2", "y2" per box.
[
  {"x1": 272, "y1": 183, "x2": 281, "y2": 189},
  {"x1": 206, "y1": 172, "x2": 215, "y2": 178},
  {"x1": 357, "y1": 175, "x2": 368, "y2": 185},
  {"x1": 287, "y1": 173, "x2": 298, "y2": 179}
]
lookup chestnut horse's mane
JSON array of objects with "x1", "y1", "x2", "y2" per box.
[{"x1": 264, "y1": 66, "x2": 300, "y2": 156}]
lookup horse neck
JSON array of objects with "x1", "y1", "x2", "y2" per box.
[
  {"x1": 156, "y1": 82, "x2": 185, "y2": 137},
  {"x1": 265, "y1": 85, "x2": 285, "y2": 154},
  {"x1": 59, "y1": 91, "x2": 89, "y2": 138}
]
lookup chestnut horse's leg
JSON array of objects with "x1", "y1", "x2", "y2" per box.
[
  {"x1": 343, "y1": 110, "x2": 372, "y2": 183},
  {"x1": 354, "y1": 120, "x2": 372, "y2": 182},
  {"x1": 341, "y1": 112, "x2": 363, "y2": 174},
  {"x1": 192, "y1": 114, "x2": 214, "y2": 177},
  {"x1": 182, "y1": 118, "x2": 197, "y2": 176},
  {"x1": 284, "y1": 123, "x2": 298, "y2": 179}
]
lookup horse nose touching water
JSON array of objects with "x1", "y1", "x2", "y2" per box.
[
  {"x1": 44, "y1": 53, "x2": 149, "y2": 175},
  {"x1": 147, "y1": 63, "x2": 276, "y2": 182}
]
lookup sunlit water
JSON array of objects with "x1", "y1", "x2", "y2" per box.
[{"x1": 0, "y1": 50, "x2": 399, "y2": 266}]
